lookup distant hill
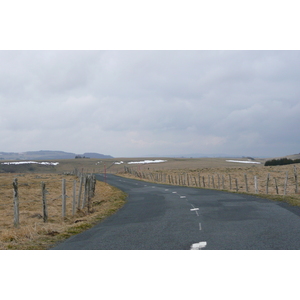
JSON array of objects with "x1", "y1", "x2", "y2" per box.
[
  {"x1": 0, "y1": 150, "x2": 113, "y2": 160},
  {"x1": 82, "y1": 153, "x2": 113, "y2": 159}
]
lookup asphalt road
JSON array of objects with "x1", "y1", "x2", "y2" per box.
[{"x1": 51, "y1": 174, "x2": 300, "y2": 250}]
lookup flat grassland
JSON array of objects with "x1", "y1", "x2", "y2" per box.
[
  {"x1": 111, "y1": 157, "x2": 300, "y2": 206},
  {"x1": 1, "y1": 156, "x2": 300, "y2": 249}
]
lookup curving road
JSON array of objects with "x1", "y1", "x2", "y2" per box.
[{"x1": 51, "y1": 174, "x2": 300, "y2": 250}]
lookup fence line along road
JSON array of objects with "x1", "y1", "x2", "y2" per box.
[
  {"x1": 8, "y1": 173, "x2": 97, "y2": 228},
  {"x1": 122, "y1": 165, "x2": 299, "y2": 197}
]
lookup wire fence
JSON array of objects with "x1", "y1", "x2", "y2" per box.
[
  {"x1": 123, "y1": 165, "x2": 299, "y2": 197},
  {"x1": 0, "y1": 171, "x2": 97, "y2": 228}
]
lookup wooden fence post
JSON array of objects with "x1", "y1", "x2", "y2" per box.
[
  {"x1": 82, "y1": 176, "x2": 88, "y2": 209},
  {"x1": 244, "y1": 174, "x2": 248, "y2": 192},
  {"x1": 77, "y1": 175, "x2": 83, "y2": 209},
  {"x1": 194, "y1": 176, "x2": 198, "y2": 187},
  {"x1": 222, "y1": 175, "x2": 225, "y2": 190},
  {"x1": 91, "y1": 175, "x2": 96, "y2": 198},
  {"x1": 72, "y1": 180, "x2": 76, "y2": 216},
  {"x1": 41, "y1": 181, "x2": 48, "y2": 222},
  {"x1": 254, "y1": 176, "x2": 258, "y2": 194},
  {"x1": 62, "y1": 178, "x2": 66, "y2": 218},
  {"x1": 266, "y1": 173, "x2": 270, "y2": 194},
  {"x1": 284, "y1": 172, "x2": 288, "y2": 196},
  {"x1": 235, "y1": 178, "x2": 238, "y2": 192},
  {"x1": 274, "y1": 177, "x2": 279, "y2": 195},
  {"x1": 87, "y1": 176, "x2": 92, "y2": 213},
  {"x1": 229, "y1": 174, "x2": 232, "y2": 190},
  {"x1": 13, "y1": 178, "x2": 19, "y2": 227},
  {"x1": 294, "y1": 165, "x2": 298, "y2": 194}
]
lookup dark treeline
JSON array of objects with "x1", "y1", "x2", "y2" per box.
[{"x1": 265, "y1": 158, "x2": 300, "y2": 166}]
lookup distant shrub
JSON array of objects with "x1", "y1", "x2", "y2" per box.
[{"x1": 264, "y1": 158, "x2": 300, "y2": 166}]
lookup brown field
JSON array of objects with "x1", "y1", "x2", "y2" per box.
[{"x1": 0, "y1": 172, "x2": 126, "y2": 250}]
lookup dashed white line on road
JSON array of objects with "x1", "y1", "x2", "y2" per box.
[
  {"x1": 180, "y1": 196, "x2": 186, "y2": 198},
  {"x1": 190, "y1": 241, "x2": 207, "y2": 250},
  {"x1": 199, "y1": 223, "x2": 202, "y2": 230},
  {"x1": 190, "y1": 208, "x2": 199, "y2": 211}
]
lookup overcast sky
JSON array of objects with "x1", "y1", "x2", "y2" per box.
[{"x1": 0, "y1": 50, "x2": 299, "y2": 158}]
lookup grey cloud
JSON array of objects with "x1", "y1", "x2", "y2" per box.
[{"x1": 0, "y1": 50, "x2": 300, "y2": 157}]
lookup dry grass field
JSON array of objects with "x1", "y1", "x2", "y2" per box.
[
  {"x1": 113, "y1": 158, "x2": 300, "y2": 206},
  {"x1": 1, "y1": 156, "x2": 299, "y2": 249},
  {"x1": 0, "y1": 172, "x2": 126, "y2": 250}
]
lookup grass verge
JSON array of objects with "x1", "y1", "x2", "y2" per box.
[
  {"x1": 118, "y1": 172, "x2": 300, "y2": 207},
  {"x1": 0, "y1": 174, "x2": 127, "y2": 250}
]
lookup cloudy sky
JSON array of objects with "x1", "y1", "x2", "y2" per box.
[{"x1": 0, "y1": 50, "x2": 300, "y2": 158}]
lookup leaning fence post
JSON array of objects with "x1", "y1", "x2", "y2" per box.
[
  {"x1": 62, "y1": 178, "x2": 66, "y2": 218},
  {"x1": 13, "y1": 178, "x2": 19, "y2": 227},
  {"x1": 41, "y1": 181, "x2": 48, "y2": 222},
  {"x1": 77, "y1": 175, "x2": 83, "y2": 209}
]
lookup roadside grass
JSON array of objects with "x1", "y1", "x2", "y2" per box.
[{"x1": 0, "y1": 173, "x2": 127, "y2": 250}]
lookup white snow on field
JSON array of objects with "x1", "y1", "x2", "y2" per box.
[
  {"x1": 128, "y1": 160, "x2": 167, "y2": 164},
  {"x1": 1, "y1": 161, "x2": 59, "y2": 166},
  {"x1": 226, "y1": 160, "x2": 261, "y2": 164}
]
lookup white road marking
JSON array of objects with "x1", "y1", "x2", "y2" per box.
[
  {"x1": 199, "y1": 223, "x2": 202, "y2": 230},
  {"x1": 180, "y1": 196, "x2": 186, "y2": 199},
  {"x1": 190, "y1": 241, "x2": 207, "y2": 250},
  {"x1": 190, "y1": 208, "x2": 199, "y2": 211},
  {"x1": 172, "y1": 192, "x2": 177, "y2": 193},
  {"x1": 165, "y1": 189, "x2": 169, "y2": 191}
]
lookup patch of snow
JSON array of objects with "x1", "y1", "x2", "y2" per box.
[
  {"x1": 114, "y1": 161, "x2": 124, "y2": 164},
  {"x1": 1, "y1": 161, "x2": 59, "y2": 166},
  {"x1": 128, "y1": 160, "x2": 167, "y2": 164},
  {"x1": 226, "y1": 160, "x2": 261, "y2": 164}
]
